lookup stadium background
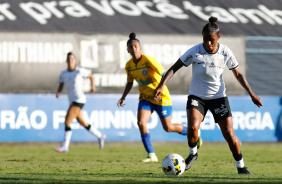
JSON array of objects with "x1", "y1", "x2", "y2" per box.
[{"x1": 0, "y1": 0, "x2": 281, "y2": 142}]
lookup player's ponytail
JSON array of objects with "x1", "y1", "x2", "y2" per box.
[
  {"x1": 127, "y1": 32, "x2": 140, "y2": 46},
  {"x1": 202, "y1": 16, "x2": 220, "y2": 35}
]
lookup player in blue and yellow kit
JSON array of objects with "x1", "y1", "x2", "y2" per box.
[{"x1": 117, "y1": 33, "x2": 202, "y2": 162}]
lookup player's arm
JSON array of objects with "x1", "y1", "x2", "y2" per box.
[
  {"x1": 117, "y1": 81, "x2": 133, "y2": 108},
  {"x1": 88, "y1": 74, "x2": 95, "y2": 93},
  {"x1": 154, "y1": 59, "x2": 184, "y2": 101},
  {"x1": 56, "y1": 83, "x2": 64, "y2": 98},
  {"x1": 232, "y1": 68, "x2": 263, "y2": 108}
]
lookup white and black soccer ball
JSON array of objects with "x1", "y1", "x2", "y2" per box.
[{"x1": 162, "y1": 153, "x2": 185, "y2": 176}]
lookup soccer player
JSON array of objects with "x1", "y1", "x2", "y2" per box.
[
  {"x1": 54, "y1": 52, "x2": 106, "y2": 153},
  {"x1": 117, "y1": 33, "x2": 202, "y2": 162},
  {"x1": 154, "y1": 17, "x2": 262, "y2": 174}
]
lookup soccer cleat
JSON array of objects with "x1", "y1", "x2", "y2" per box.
[
  {"x1": 237, "y1": 167, "x2": 252, "y2": 175},
  {"x1": 197, "y1": 137, "x2": 203, "y2": 149},
  {"x1": 142, "y1": 153, "x2": 158, "y2": 162},
  {"x1": 54, "y1": 146, "x2": 68, "y2": 153},
  {"x1": 98, "y1": 134, "x2": 106, "y2": 149},
  {"x1": 185, "y1": 153, "x2": 198, "y2": 170}
]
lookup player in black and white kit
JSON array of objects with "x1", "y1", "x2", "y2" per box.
[
  {"x1": 54, "y1": 52, "x2": 106, "y2": 153},
  {"x1": 154, "y1": 17, "x2": 263, "y2": 174}
]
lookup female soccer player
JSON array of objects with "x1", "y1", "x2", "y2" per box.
[
  {"x1": 154, "y1": 17, "x2": 262, "y2": 174},
  {"x1": 54, "y1": 52, "x2": 106, "y2": 153},
  {"x1": 117, "y1": 33, "x2": 202, "y2": 162}
]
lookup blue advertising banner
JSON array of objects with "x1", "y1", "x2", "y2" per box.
[{"x1": 0, "y1": 94, "x2": 281, "y2": 142}]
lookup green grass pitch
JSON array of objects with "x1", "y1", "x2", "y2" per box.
[{"x1": 0, "y1": 142, "x2": 281, "y2": 184}]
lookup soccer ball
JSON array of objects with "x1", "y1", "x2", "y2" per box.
[{"x1": 162, "y1": 153, "x2": 185, "y2": 176}]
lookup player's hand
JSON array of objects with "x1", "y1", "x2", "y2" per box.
[
  {"x1": 117, "y1": 98, "x2": 125, "y2": 108},
  {"x1": 56, "y1": 92, "x2": 60, "y2": 98},
  {"x1": 154, "y1": 86, "x2": 163, "y2": 102},
  {"x1": 154, "y1": 95, "x2": 162, "y2": 103},
  {"x1": 251, "y1": 95, "x2": 263, "y2": 108},
  {"x1": 89, "y1": 88, "x2": 95, "y2": 93}
]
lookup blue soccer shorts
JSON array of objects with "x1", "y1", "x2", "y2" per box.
[{"x1": 138, "y1": 100, "x2": 172, "y2": 119}]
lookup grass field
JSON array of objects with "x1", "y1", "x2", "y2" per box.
[{"x1": 0, "y1": 142, "x2": 281, "y2": 184}]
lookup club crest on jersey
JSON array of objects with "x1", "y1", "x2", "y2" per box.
[
  {"x1": 142, "y1": 69, "x2": 148, "y2": 76},
  {"x1": 191, "y1": 99, "x2": 198, "y2": 106}
]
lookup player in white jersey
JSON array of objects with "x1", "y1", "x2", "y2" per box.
[
  {"x1": 154, "y1": 17, "x2": 263, "y2": 175},
  {"x1": 54, "y1": 52, "x2": 106, "y2": 153}
]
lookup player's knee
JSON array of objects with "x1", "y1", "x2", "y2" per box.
[
  {"x1": 137, "y1": 120, "x2": 146, "y2": 129},
  {"x1": 188, "y1": 125, "x2": 198, "y2": 134}
]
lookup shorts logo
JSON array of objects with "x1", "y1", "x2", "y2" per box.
[
  {"x1": 191, "y1": 99, "x2": 198, "y2": 106},
  {"x1": 214, "y1": 104, "x2": 229, "y2": 116},
  {"x1": 142, "y1": 69, "x2": 148, "y2": 76},
  {"x1": 162, "y1": 110, "x2": 167, "y2": 116}
]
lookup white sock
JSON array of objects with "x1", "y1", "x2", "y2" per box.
[
  {"x1": 88, "y1": 126, "x2": 102, "y2": 138},
  {"x1": 235, "y1": 158, "x2": 245, "y2": 168},
  {"x1": 62, "y1": 131, "x2": 72, "y2": 148},
  {"x1": 189, "y1": 146, "x2": 197, "y2": 155}
]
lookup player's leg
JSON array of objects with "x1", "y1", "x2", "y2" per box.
[
  {"x1": 138, "y1": 109, "x2": 157, "y2": 162},
  {"x1": 76, "y1": 110, "x2": 106, "y2": 149},
  {"x1": 217, "y1": 117, "x2": 240, "y2": 154},
  {"x1": 157, "y1": 105, "x2": 202, "y2": 149},
  {"x1": 217, "y1": 117, "x2": 252, "y2": 174},
  {"x1": 185, "y1": 108, "x2": 203, "y2": 170},
  {"x1": 210, "y1": 97, "x2": 252, "y2": 174},
  {"x1": 137, "y1": 100, "x2": 157, "y2": 162},
  {"x1": 55, "y1": 104, "x2": 81, "y2": 153},
  {"x1": 158, "y1": 105, "x2": 186, "y2": 134},
  {"x1": 184, "y1": 95, "x2": 206, "y2": 170}
]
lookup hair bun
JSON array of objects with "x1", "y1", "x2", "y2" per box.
[
  {"x1": 209, "y1": 16, "x2": 218, "y2": 24},
  {"x1": 129, "y1": 32, "x2": 136, "y2": 39}
]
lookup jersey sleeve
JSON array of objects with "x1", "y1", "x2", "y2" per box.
[
  {"x1": 226, "y1": 48, "x2": 239, "y2": 70},
  {"x1": 147, "y1": 56, "x2": 166, "y2": 75},
  {"x1": 179, "y1": 46, "x2": 195, "y2": 67},
  {"x1": 79, "y1": 68, "x2": 91, "y2": 77}
]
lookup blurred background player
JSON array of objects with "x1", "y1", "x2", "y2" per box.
[
  {"x1": 54, "y1": 52, "x2": 106, "y2": 153},
  {"x1": 154, "y1": 17, "x2": 263, "y2": 174},
  {"x1": 117, "y1": 33, "x2": 202, "y2": 162}
]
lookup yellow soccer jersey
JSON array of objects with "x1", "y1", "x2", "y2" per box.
[{"x1": 125, "y1": 54, "x2": 171, "y2": 106}]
